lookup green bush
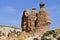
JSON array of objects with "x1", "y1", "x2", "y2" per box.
[
  {"x1": 33, "y1": 38, "x2": 39, "y2": 40},
  {"x1": 57, "y1": 36, "x2": 60, "y2": 40}
]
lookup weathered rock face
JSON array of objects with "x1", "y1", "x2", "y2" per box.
[
  {"x1": 21, "y1": 8, "x2": 37, "y2": 32},
  {"x1": 36, "y1": 2, "x2": 51, "y2": 33},
  {"x1": 21, "y1": 2, "x2": 51, "y2": 34},
  {"x1": 37, "y1": 2, "x2": 51, "y2": 27},
  {"x1": 30, "y1": 8, "x2": 37, "y2": 31},
  {"x1": 21, "y1": 10, "x2": 30, "y2": 31}
]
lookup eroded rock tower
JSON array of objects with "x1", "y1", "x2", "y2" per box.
[{"x1": 21, "y1": 2, "x2": 51, "y2": 34}]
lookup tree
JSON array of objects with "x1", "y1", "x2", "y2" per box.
[
  {"x1": 33, "y1": 38, "x2": 39, "y2": 40},
  {"x1": 0, "y1": 31, "x2": 2, "y2": 34},
  {"x1": 2, "y1": 33, "x2": 5, "y2": 36},
  {"x1": 53, "y1": 33, "x2": 57, "y2": 38},
  {"x1": 57, "y1": 36, "x2": 60, "y2": 40}
]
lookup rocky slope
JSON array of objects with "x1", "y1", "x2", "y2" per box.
[
  {"x1": 0, "y1": 26, "x2": 60, "y2": 40},
  {"x1": 0, "y1": 25, "x2": 21, "y2": 36},
  {"x1": 25, "y1": 30, "x2": 60, "y2": 40}
]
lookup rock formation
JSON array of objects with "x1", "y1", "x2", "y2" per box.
[
  {"x1": 21, "y1": 2, "x2": 51, "y2": 34},
  {"x1": 21, "y1": 10, "x2": 30, "y2": 31},
  {"x1": 36, "y1": 2, "x2": 51, "y2": 33},
  {"x1": 30, "y1": 8, "x2": 37, "y2": 31},
  {"x1": 21, "y1": 8, "x2": 37, "y2": 32}
]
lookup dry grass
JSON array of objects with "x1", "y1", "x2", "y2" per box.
[{"x1": 55, "y1": 29, "x2": 60, "y2": 34}]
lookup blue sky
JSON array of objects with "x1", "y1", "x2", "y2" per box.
[{"x1": 0, "y1": 0, "x2": 60, "y2": 30}]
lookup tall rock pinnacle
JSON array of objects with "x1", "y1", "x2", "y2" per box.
[
  {"x1": 40, "y1": 2, "x2": 45, "y2": 8},
  {"x1": 36, "y1": 2, "x2": 51, "y2": 33}
]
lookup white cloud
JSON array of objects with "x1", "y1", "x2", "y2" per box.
[
  {"x1": 0, "y1": 7, "x2": 17, "y2": 14},
  {"x1": 55, "y1": 7, "x2": 60, "y2": 14},
  {"x1": 46, "y1": 5, "x2": 57, "y2": 10}
]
